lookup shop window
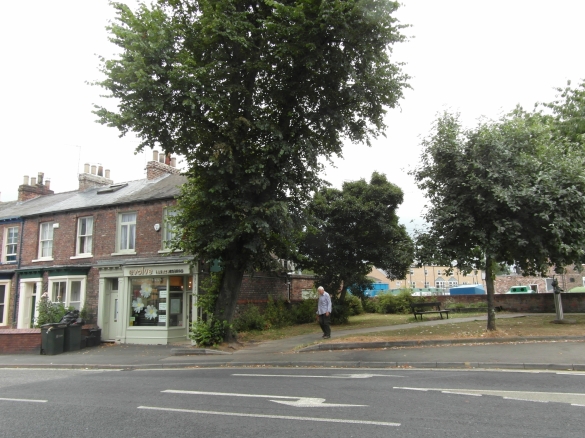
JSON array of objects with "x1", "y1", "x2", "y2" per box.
[
  {"x1": 129, "y1": 277, "x2": 184, "y2": 327},
  {"x1": 118, "y1": 213, "x2": 136, "y2": 252},
  {"x1": 76, "y1": 217, "x2": 93, "y2": 256},
  {"x1": 39, "y1": 222, "x2": 54, "y2": 259},
  {"x1": 49, "y1": 277, "x2": 85, "y2": 310},
  {"x1": 3, "y1": 227, "x2": 18, "y2": 262}
]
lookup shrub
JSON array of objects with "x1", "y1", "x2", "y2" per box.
[
  {"x1": 394, "y1": 289, "x2": 414, "y2": 314},
  {"x1": 190, "y1": 317, "x2": 231, "y2": 346},
  {"x1": 35, "y1": 295, "x2": 69, "y2": 327},
  {"x1": 347, "y1": 295, "x2": 364, "y2": 315},
  {"x1": 376, "y1": 292, "x2": 398, "y2": 314},
  {"x1": 263, "y1": 297, "x2": 293, "y2": 328},
  {"x1": 291, "y1": 298, "x2": 318, "y2": 324},
  {"x1": 362, "y1": 297, "x2": 377, "y2": 313},
  {"x1": 233, "y1": 305, "x2": 267, "y2": 332},
  {"x1": 331, "y1": 301, "x2": 349, "y2": 324}
]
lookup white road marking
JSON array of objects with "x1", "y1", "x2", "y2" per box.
[
  {"x1": 0, "y1": 397, "x2": 47, "y2": 403},
  {"x1": 162, "y1": 389, "x2": 366, "y2": 407},
  {"x1": 395, "y1": 387, "x2": 585, "y2": 405},
  {"x1": 231, "y1": 373, "x2": 403, "y2": 379},
  {"x1": 442, "y1": 391, "x2": 482, "y2": 396},
  {"x1": 138, "y1": 406, "x2": 400, "y2": 426}
]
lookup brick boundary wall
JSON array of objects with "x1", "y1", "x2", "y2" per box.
[
  {"x1": 434, "y1": 292, "x2": 585, "y2": 313},
  {"x1": 0, "y1": 329, "x2": 41, "y2": 354}
]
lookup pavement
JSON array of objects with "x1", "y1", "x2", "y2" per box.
[{"x1": 2, "y1": 313, "x2": 585, "y2": 371}]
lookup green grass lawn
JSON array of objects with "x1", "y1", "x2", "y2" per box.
[{"x1": 236, "y1": 311, "x2": 488, "y2": 343}]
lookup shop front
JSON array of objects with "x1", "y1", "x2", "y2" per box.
[{"x1": 98, "y1": 261, "x2": 198, "y2": 345}]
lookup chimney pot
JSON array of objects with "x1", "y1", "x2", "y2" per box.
[
  {"x1": 84, "y1": 163, "x2": 90, "y2": 174},
  {"x1": 45, "y1": 179, "x2": 51, "y2": 190},
  {"x1": 91, "y1": 165, "x2": 96, "y2": 175},
  {"x1": 31, "y1": 177, "x2": 37, "y2": 186},
  {"x1": 153, "y1": 150, "x2": 159, "y2": 161},
  {"x1": 171, "y1": 157, "x2": 177, "y2": 168},
  {"x1": 37, "y1": 172, "x2": 44, "y2": 185},
  {"x1": 105, "y1": 169, "x2": 110, "y2": 179},
  {"x1": 158, "y1": 152, "x2": 165, "y2": 163},
  {"x1": 23, "y1": 175, "x2": 29, "y2": 185},
  {"x1": 98, "y1": 165, "x2": 103, "y2": 177}
]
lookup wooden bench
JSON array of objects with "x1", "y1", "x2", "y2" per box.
[{"x1": 410, "y1": 301, "x2": 451, "y2": 321}]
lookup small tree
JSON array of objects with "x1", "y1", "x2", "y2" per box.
[
  {"x1": 412, "y1": 109, "x2": 585, "y2": 330},
  {"x1": 298, "y1": 172, "x2": 414, "y2": 303}
]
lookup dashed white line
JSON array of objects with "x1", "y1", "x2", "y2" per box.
[{"x1": 0, "y1": 397, "x2": 47, "y2": 403}]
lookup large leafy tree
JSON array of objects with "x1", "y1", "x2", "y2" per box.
[
  {"x1": 298, "y1": 172, "x2": 414, "y2": 303},
  {"x1": 412, "y1": 110, "x2": 585, "y2": 330},
  {"x1": 94, "y1": 0, "x2": 409, "y2": 335}
]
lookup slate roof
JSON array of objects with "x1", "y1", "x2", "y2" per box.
[{"x1": 0, "y1": 174, "x2": 186, "y2": 221}]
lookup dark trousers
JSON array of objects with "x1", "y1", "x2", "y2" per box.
[{"x1": 318, "y1": 313, "x2": 331, "y2": 336}]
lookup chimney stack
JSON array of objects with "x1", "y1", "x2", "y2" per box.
[
  {"x1": 78, "y1": 162, "x2": 113, "y2": 191},
  {"x1": 18, "y1": 172, "x2": 54, "y2": 201},
  {"x1": 146, "y1": 149, "x2": 181, "y2": 180}
]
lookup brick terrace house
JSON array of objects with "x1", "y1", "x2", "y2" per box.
[
  {"x1": 0, "y1": 152, "x2": 313, "y2": 345},
  {"x1": 0, "y1": 153, "x2": 200, "y2": 344}
]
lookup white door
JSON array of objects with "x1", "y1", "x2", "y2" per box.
[{"x1": 103, "y1": 291, "x2": 120, "y2": 341}]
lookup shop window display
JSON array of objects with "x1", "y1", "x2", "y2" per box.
[{"x1": 130, "y1": 276, "x2": 184, "y2": 327}]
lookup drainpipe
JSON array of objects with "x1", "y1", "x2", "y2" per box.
[{"x1": 12, "y1": 218, "x2": 24, "y2": 327}]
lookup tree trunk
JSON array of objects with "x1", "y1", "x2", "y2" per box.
[
  {"x1": 485, "y1": 256, "x2": 496, "y2": 331},
  {"x1": 213, "y1": 264, "x2": 244, "y2": 342}
]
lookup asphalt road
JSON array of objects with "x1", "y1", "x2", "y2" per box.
[{"x1": 1, "y1": 367, "x2": 584, "y2": 437}]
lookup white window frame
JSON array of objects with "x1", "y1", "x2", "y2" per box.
[
  {"x1": 0, "y1": 280, "x2": 10, "y2": 326},
  {"x1": 424, "y1": 281, "x2": 430, "y2": 288},
  {"x1": 115, "y1": 212, "x2": 137, "y2": 254},
  {"x1": 410, "y1": 281, "x2": 416, "y2": 288},
  {"x1": 3, "y1": 226, "x2": 18, "y2": 263},
  {"x1": 48, "y1": 276, "x2": 86, "y2": 311},
  {"x1": 395, "y1": 281, "x2": 401, "y2": 287},
  {"x1": 75, "y1": 216, "x2": 93, "y2": 257},
  {"x1": 436, "y1": 281, "x2": 445, "y2": 289},
  {"x1": 38, "y1": 222, "x2": 54, "y2": 260},
  {"x1": 436, "y1": 270, "x2": 442, "y2": 276}
]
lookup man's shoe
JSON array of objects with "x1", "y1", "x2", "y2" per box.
[{"x1": 323, "y1": 335, "x2": 330, "y2": 339}]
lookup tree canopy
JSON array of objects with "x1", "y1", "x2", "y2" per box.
[
  {"x1": 298, "y1": 172, "x2": 414, "y2": 304},
  {"x1": 412, "y1": 107, "x2": 585, "y2": 330},
  {"x1": 94, "y1": 0, "x2": 410, "y2": 335}
]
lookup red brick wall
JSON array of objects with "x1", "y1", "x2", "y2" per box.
[
  {"x1": 20, "y1": 199, "x2": 178, "y2": 265},
  {"x1": 435, "y1": 292, "x2": 585, "y2": 313},
  {"x1": 17, "y1": 198, "x2": 179, "y2": 325},
  {"x1": 0, "y1": 329, "x2": 41, "y2": 354},
  {"x1": 290, "y1": 275, "x2": 316, "y2": 302}
]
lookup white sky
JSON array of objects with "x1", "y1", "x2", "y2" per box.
[{"x1": 1, "y1": 1, "x2": 583, "y2": 234}]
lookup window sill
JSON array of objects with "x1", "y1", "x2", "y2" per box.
[
  {"x1": 111, "y1": 251, "x2": 137, "y2": 256},
  {"x1": 32, "y1": 258, "x2": 54, "y2": 263},
  {"x1": 1, "y1": 260, "x2": 17, "y2": 265},
  {"x1": 70, "y1": 254, "x2": 93, "y2": 260},
  {"x1": 157, "y1": 249, "x2": 184, "y2": 254}
]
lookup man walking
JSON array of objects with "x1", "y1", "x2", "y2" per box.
[{"x1": 316, "y1": 286, "x2": 332, "y2": 338}]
